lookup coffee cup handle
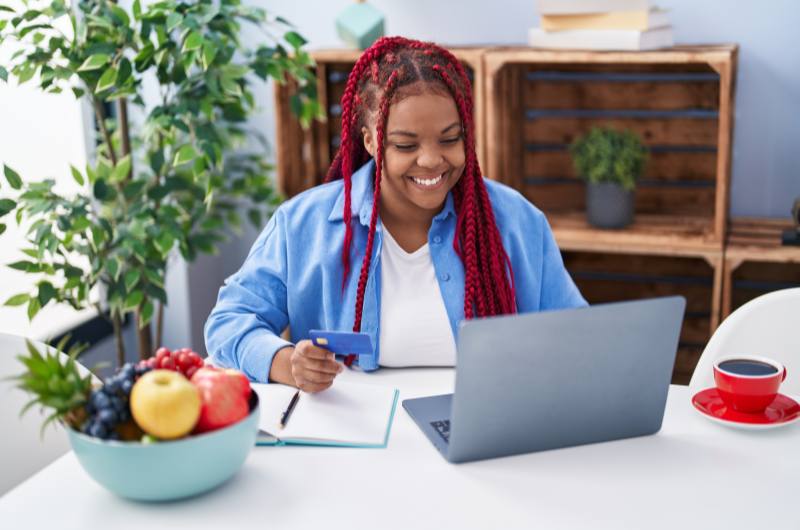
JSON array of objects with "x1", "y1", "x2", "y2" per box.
[{"x1": 782, "y1": 367, "x2": 788, "y2": 382}]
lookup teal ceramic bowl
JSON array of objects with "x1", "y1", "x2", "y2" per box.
[{"x1": 67, "y1": 392, "x2": 259, "y2": 501}]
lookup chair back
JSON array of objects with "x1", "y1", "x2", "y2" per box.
[{"x1": 690, "y1": 288, "x2": 800, "y2": 395}]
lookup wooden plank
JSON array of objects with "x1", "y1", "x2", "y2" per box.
[
  {"x1": 485, "y1": 55, "x2": 506, "y2": 185},
  {"x1": 524, "y1": 151, "x2": 718, "y2": 182},
  {"x1": 562, "y1": 250, "x2": 716, "y2": 278},
  {"x1": 483, "y1": 45, "x2": 738, "y2": 68},
  {"x1": 546, "y1": 211, "x2": 721, "y2": 255},
  {"x1": 524, "y1": 182, "x2": 716, "y2": 216},
  {"x1": 525, "y1": 80, "x2": 720, "y2": 111},
  {"x1": 524, "y1": 117, "x2": 719, "y2": 146},
  {"x1": 713, "y1": 51, "x2": 737, "y2": 248}
]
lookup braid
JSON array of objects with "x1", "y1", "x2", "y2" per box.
[
  {"x1": 322, "y1": 37, "x2": 516, "y2": 366},
  {"x1": 351, "y1": 70, "x2": 399, "y2": 342}
]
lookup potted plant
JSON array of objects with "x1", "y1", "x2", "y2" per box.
[
  {"x1": 569, "y1": 125, "x2": 649, "y2": 229},
  {"x1": 0, "y1": 0, "x2": 322, "y2": 366}
]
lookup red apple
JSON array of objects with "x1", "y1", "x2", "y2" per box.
[
  {"x1": 223, "y1": 369, "x2": 252, "y2": 400},
  {"x1": 191, "y1": 369, "x2": 249, "y2": 434}
]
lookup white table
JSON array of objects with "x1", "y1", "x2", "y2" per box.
[{"x1": 1, "y1": 366, "x2": 799, "y2": 530}]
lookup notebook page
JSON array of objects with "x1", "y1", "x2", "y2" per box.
[{"x1": 252, "y1": 381, "x2": 397, "y2": 446}]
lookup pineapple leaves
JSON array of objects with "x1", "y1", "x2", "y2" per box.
[{"x1": 10, "y1": 338, "x2": 94, "y2": 438}]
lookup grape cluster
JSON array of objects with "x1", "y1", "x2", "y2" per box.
[
  {"x1": 141, "y1": 347, "x2": 205, "y2": 379},
  {"x1": 81, "y1": 362, "x2": 152, "y2": 440}
]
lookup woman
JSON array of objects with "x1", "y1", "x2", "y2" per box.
[{"x1": 205, "y1": 37, "x2": 586, "y2": 393}]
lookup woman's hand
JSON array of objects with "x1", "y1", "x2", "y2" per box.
[{"x1": 269, "y1": 340, "x2": 343, "y2": 393}]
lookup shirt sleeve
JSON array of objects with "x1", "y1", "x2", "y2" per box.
[
  {"x1": 538, "y1": 214, "x2": 588, "y2": 311},
  {"x1": 204, "y1": 209, "x2": 293, "y2": 383}
]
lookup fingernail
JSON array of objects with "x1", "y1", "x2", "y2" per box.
[
  {"x1": 327, "y1": 353, "x2": 334, "y2": 361},
  {"x1": 339, "y1": 365, "x2": 344, "y2": 373}
]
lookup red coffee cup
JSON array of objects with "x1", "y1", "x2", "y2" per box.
[{"x1": 713, "y1": 355, "x2": 787, "y2": 413}]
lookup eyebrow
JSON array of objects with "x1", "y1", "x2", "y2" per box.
[{"x1": 388, "y1": 122, "x2": 461, "y2": 138}]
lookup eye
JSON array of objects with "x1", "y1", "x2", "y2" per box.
[
  {"x1": 442, "y1": 136, "x2": 461, "y2": 145},
  {"x1": 394, "y1": 144, "x2": 415, "y2": 151}
]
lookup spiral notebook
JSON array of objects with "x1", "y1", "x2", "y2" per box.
[{"x1": 251, "y1": 381, "x2": 399, "y2": 448}]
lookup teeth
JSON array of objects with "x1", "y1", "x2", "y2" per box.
[{"x1": 411, "y1": 174, "x2": 443, "y2": 186}]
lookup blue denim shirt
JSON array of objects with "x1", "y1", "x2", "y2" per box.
[{"x1": 204, "y1": 159, "x2": 587, "y2": 382}]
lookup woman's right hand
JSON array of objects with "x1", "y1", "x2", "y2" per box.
[{"x1": 269, "y1": 340, "x2": 343, "y2": 393}]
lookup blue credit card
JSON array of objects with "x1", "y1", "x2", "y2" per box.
[{"x1": 308, "y1": 330, "x2": 375, "y2": 356}]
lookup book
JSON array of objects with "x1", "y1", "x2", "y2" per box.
[
  {"x1": 252, "y1": 381, "x2": 399, "y2": 447},
  {"x1": 537, "y1": 0, "x2": 656, "y2": 15},
  {"x1": 541, "y1": 9, "x2": 670, "y2": 31},
  {"x1": 528, "y1": 26, "x2": 674, "y2": 51}
]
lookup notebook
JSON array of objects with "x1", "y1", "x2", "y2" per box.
[{"x1": 251, "y1": 381, "x2": 399, "y2": 448}]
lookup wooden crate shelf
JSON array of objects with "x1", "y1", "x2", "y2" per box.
[
  {"x1": 274, "y1": 47, "x2": 487, "y2": 199},
  {"x1": 722, "y1": 218, "x2": 800, "y2": 321},
  {"x1": 563, "y1": 251, "x2": 722, "y2": 385},
  {"x1": 484, "y1": 45, "x2": 738, "y2": 255}
]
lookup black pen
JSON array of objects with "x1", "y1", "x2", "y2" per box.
[{"x1": 279, "y1": 390, "x2": 300, "y2": 429}]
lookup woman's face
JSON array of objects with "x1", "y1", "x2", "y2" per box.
[{"x1": 362, "y1": 89, "x2": 466, "y2": 218}]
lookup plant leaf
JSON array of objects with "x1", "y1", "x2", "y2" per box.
[
  {"x1": 69, "y1": 165, "x2": 84, "y2": 186},
  {"x1": 285, "y1": 31, "x2": 307, "y2": 50},
  {"x1": 106, "y1": 257, "x2": 119, "y2": 281},
  {"x1": 0, "y1": 198, "x2": 16, "y2": 217},
  {"x1": 4, "y1": 165, "x2": 22, "y2": 189},
  {"x1": 182, "y1": 32, "x2": 203, "y2": 53},
  {"x1": 95, "y1": 66, "x2": 118, "y2": 93},
  {"x1": 4, "y1": 293, "x2": 30, "y2": 306},
  {"x1": 77, "y1": 54, "x2": 108, "y2": 71},
  {"x1": 109, "y1": 4, "x2": 129, "y2": 26},
  {"x1": 125, "y1": 269, "x2": 140, "y2": 290},
  {"x1": 166, "y1": 12, "x2": 182, "y2": 32},
  {"x1": 139, "y1": 299, "x2": 153, "y2": 328},
  {"x1": 173, "y1": 145, "x2": 195, "y2": 166},
  {"x1": 37, "y1": 281, "x2": 54, "y2": 307},
  {"x1": 125, "y1": 290, "x2": 143, "y2": 309},
  {"x1": 27, "y1": 296, "x2": 41, "y2": 320},
  {"x1": 109, "y1": 154, "x2": 131, "y2": 182}
]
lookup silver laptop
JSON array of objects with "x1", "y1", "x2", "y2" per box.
[{"x1": 403, "y1": 296, "x2": 686, "y2": 463}]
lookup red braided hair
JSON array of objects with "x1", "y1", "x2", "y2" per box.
[{"x1": 325, "y1": 37, "x2": 516, "y2": 366}]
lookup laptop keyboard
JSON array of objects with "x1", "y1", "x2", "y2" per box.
[{"x1": 430, "y1": 420, "x2": 451, "y2": 443}]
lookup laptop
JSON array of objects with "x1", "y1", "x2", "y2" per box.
[{"x1": 403, "y1": 296, "x2": 686, "y2": 463}]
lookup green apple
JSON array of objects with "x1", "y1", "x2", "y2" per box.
[{"x1": 130, "y1": 370, "x2": 200, "y2": 440}]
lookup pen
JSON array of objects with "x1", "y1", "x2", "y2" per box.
[{"x1": 279, "y1": 390, "x2": 300, "y2": 430}]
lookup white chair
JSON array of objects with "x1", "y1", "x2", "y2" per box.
[
  {"x1": 0, "y1": 333, "x2": 97, "y2": 497},
  {"x1": 689, "y1": 288, "x2": 800, "y2": 395}
]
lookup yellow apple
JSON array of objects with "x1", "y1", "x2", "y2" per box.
[{"x1": 130, "y1": 370, "x2": 201, "y2": 440}]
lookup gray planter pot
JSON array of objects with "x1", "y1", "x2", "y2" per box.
[{"x1": 585, "y1": 182, "x2": 635, "y2": 229}]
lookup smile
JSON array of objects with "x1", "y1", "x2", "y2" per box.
[{"x1": 409, "y1": 173, "x2": 443, "y2": 186}]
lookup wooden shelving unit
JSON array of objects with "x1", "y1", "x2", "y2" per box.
[
  {"x1": 483, "y1": 45, "x2": 738, "y2": 256},
  {"x1": 722, "y1": 218, "x2": 800, "y2": 320},
  {"x1": 274, "y1": 47, "x2": 487, "y2": 199}
]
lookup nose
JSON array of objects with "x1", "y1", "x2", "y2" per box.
[{"x1": 416, "y1": 145, "x2": 444, "y2": 169}]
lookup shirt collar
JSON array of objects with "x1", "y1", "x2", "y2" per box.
[{"x1": 327, "y1": 158, "x2": 458, "y2": 225}]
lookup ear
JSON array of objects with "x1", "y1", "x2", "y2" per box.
[{"x1": 362, "y1": 126, "x2": 377, "y2": 158}]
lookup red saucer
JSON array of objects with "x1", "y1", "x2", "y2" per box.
[{"x1": 692, "y1": 388, "x2": 800, "y2": 430}]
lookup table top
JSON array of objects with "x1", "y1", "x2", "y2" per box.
[{"x1": 2, "y1": 366, "x2": 799, "y2": 530}]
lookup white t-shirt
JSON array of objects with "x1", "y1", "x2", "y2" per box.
[{"x1": 378, "y1": 227, "x2": 457, "y2": 367}]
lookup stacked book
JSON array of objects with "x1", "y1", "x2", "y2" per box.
[{"x1": 529, "y1": 0, "x2": 674, "y2": 51}]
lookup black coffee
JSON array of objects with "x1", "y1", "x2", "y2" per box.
[{"x1": 719, "y1": 360, "x2": 778, "y2": 376}]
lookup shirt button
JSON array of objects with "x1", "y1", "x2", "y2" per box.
[
  {"x1": 441, "y1": 273, "x2": 450, "y2": 281},
  {"x1": 433, "y1": 236, "x2": 442, "y2": 244}
]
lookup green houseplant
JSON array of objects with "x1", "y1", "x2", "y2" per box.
[
  {"x1": 570, "y1": 125, "x2": 649, "y2": 229},
  {"x1": 0, "y1": 0, "x2": 323, "y2": 366}
]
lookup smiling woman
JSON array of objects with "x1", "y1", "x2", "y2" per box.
[{"x1": 204, "y1": 37, "x2": 587, "y2": 392}]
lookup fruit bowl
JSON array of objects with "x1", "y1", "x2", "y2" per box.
[{"x1": 67, "y1": 392, "x2": 259, "y2": 501}]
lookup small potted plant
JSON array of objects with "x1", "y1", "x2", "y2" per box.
[{"x1": 570, "y1": 125, "x2": 649, "y2": 229}]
